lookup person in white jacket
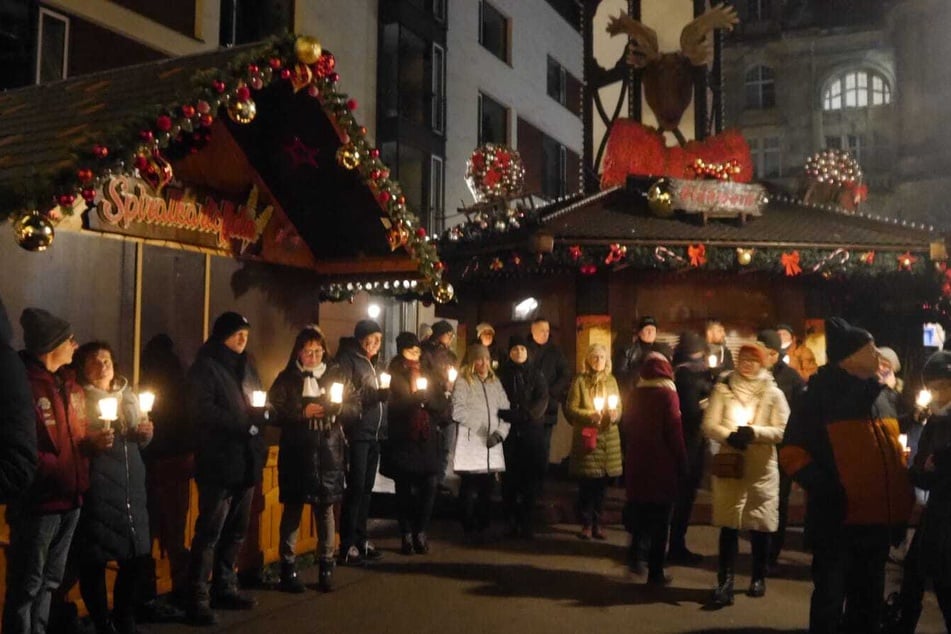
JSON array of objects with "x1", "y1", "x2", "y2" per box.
[
  {"x1": 451, "y1": 344, "x2": 511, "y2": 543},
  {"x1": 702, "y1": 343, "x2": 789, "y2": 608}
]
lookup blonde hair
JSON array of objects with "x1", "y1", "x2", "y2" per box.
[
  {"x1": 461, "y1": 343, "x2": 496, "y2": 383},
  {"x1": 585, "y1": 343, "x2": 612, "y2": 374}
]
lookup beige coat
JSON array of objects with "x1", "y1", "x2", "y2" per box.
[{"x1": 702, "y1": 371, "x2": 789, "y2": 531}]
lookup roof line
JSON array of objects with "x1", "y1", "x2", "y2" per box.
[
  {"x1": 541, "y1": 186, "x2": 621, "y2": 222},
  {"x1": 551, "y1": 238, "x2": 931, "y2": 251}
]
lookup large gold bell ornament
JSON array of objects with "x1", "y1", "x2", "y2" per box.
[
  {"x1": 433, "y1": 282, "x2": 454, "y2": 304},
  {"x1": 13, "y1": 211, "x2": 54, "y2": 252},
  {"x1": 295, "y1": 36, "x2": 323, "y2": 65},
  {"x1": 647, "y1": 179, "x2": 674, "y2": 217}
]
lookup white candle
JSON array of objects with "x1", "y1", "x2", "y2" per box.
[
  {"x1": 899, "y1": 433, "x2": 909, "y2": 451},
  {"x1": 448, "y1": 367, "x2": 458, "y2": 384},
  {"x1": 138, "y1": 391, "x2": 155, "y2": 414},
  {"x1": 98, "y1": 397, "x2": 118, "y2": 421},
  {"x1": 415, "y1": 376, "x2": 428, "y2": 392},
  {"x1": 607, "y1": 394, "x2": 619, "y2": 411},
  {"x1": 733, "y1": 404, "x2": 751, "y2": 426},
  {"x1": 329, "y1": 382, "x2": 344, "y2": 404},
  {"x1": 916, "y1": 389, "x2": 933, "y2": 408},
  {"x1": 708, "y1": 354, "x2": 718, "y2": 369},
  {"x1": 251, "y1": 390, "x2": 267, "y2": 408},
  {"x1": 593, "y1": 396, "x2": 605, "y2": 413},
  {"x1": 379, "y1": 372, "x2": 391, "y2": 389}
]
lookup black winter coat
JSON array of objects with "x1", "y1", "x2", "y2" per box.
[
  {"x1": 674, "y1": 358, "x2": 713, "y2": 445},
  {"x1": 335, "y1": 338, "x2": 387, "y2": 443},
  {"x1": 269, "y1": 362, "x2": 347, "y2": 505},
  {"x1": 382, "y1": 356, "x2": 450, "y2": 476},
  {"x1": 498, "y1": 359, "x2": 549, "y2": 472},
  {"x1": 186, "y1": 341, "x2": 267, "y2": 488},
  {"x1": 771, "y1": 360, "x2": 805, "y2": 408},
  {"x1": 614, "y1": 339, "x2": 673, "y2": 393},
  {"x1": 909, "y1": 411, "x2": 951, "y2": 577},
  {"x1": 526, "y1": 340, "x2": 571, "y2": 427},
  {"x1": 0, "y1": 295, "x2": 36, "y2": 502},
  {"x1": 79, "y1": 379, "x2": 150, "y2": 563}
]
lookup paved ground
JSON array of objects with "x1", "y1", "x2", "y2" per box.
[{"x1": 141, "y1": 515, "x2": 947, "y2": 634}]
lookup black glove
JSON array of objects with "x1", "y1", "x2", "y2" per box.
[
  {"x1": 497, "y1": 409, "x2": 515, "y2": 423},
  {"x1": 486, "y1": 431, "x2": 504, "y2": 448},
  {"x1": 725, "y1": 431, "x2": 750, "y2": 451},
  {"x1": 735, "y1": 425, "x2": 754, "y2": 444}
]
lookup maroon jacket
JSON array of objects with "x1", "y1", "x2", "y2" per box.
[
  {"x1": 623, "y1": 355, "x2": 687, "y2": 504},
  {"x1": 21, "y1": 353, "x2": 89, "y2": 513}
]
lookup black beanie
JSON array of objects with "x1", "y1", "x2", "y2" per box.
[
  {"x1": 676, "y1": 330, "x2": 705, "y2": 356},
  {"x1": 211, "y1": 311, "x2": 250, "y2": 342},
  {"x1": 825, "y1": 317, "x2": 873, "y2": 365},
  {"x1": 20, "y1": 308, "x2": 71, "y2": 356},
  {"x1": 508, "y1": 334, "x2": 528, "y2": 350},
  {"x1": 637, "y1": 316, "x2": 657, "y2": 331},
  {"x1": 396, "y1": 331, "x2": 420, "y2": 352},
  {"x1": 924, "y1": 351, "x2": 951, "y2": 382},
  {"x1": 431, "y1": 320, "x2": 454, "y2": 339},
  {"x1": 354, "y1": 319, "x2": 382, "y2": 341},
  {"x1": 757, "y1": 329, "x2": 783, "y2": 353}
]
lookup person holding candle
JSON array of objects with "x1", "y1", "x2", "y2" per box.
[
  {"x1": 73, "y1": 341, "x2": 154, "y2": 634},
  {"x1": 336, "y1": 319, "x2": 388, "y2": 565},
  {"x1": 473, "y1": 322, "x2": 504, "y2": 371},
  {"x1": 565, "y1": 343, "x2": 623, "y2": 541},
  {"x1": 269, "y1": 326, "x2": 347, "y2": 593},
  {"x1": 184, "y1": 311, "x2": 267, "y2": 626},
  {"x1": 706, "y1": 319, "x2": 735, "y2": 377},
  {"x1": 451, "y1": 343, "x2": 511, "y2": 543},
  {"x1": 703, "y1": 343, "x2": 789, "y2": 607},
  {"x1": 383, "y1": 332, "x2": 450, "y2": 555},
  {"x1": 422, "y1": 320, "x2": 458, "y2": 494}
]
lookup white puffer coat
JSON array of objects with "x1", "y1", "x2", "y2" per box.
[
  {"x1": 702, "y1": 370, "x2": 789, "y2": 531},
  {"x1": 451, "y1": 375, "x2": 511, "y2": 473}
]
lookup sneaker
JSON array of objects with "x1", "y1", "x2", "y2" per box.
[
  {"x1": 339, "y1": 545, "x2": 364, "y2": 566},
  {"x1": 361, "y1": 542, "x2": 384, "y2": 562},
  {"x1": 210, "y1": 591, "x2": 256, "y2": 610},
  {"x1": 186, "y1": 603, "x2": 218, "y2": 626}
]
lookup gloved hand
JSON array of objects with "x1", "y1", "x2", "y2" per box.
[
  {"x1": 735, "y1": 425, "x2": 754, "y2": 444},
  {"x1": 486, "y1": 431, "x2": 504, "y2": 448},
  {"x1": 725, "y1": 431, "x2": 751, "y2": 451}
]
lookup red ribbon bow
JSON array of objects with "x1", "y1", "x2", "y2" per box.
[
  {"x1": 688, "y1": 244, "x2": 706, "y2": 268},
  {"x1": 781, "y1": 251, "x2": 802, "y2": 276}
]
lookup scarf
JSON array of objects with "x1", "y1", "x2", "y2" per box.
[
  {"x1": 297, "y1": 361, "x2": 326, "y2": 398},
  {"x1": 727, "y1": 368, "x2": 770, "y2": 406}
]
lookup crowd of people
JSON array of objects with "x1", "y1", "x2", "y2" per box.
[{"x1": 0, "y1": 299, "x2": 948, "y2": 633}]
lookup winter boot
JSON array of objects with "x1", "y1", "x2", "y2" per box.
[
  {"x1": 318, "y1": 558, "x2": 335, "y2": 593},
  {"x1": 711, "y1": 567, "x2": 735, "y2": 607},
  {"x1": 749, "y1": 530, "x2": 770, "y2": 598},
  {"x1": 278, "y1": 561, "x2": 306, "y2": 594},
  {"x1": 401, "y1": 533, "x2": 415, "y2": 555},
  {"x1": 711, "y1": 528, "x2": 737, "y2": 607}
]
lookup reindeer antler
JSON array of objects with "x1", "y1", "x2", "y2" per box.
[
  {"x1": 606, "y1": 11, "x2": 660, "y2": 69},
  {"x1": 680, "y1": 3, "x2": 739, "y2": 66}
]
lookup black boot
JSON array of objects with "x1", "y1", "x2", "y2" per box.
[
  {"x1": 278, "y1": 561, "x2": 306, "y2": 594},
  {"x1": 749, "y1": 530, "x2": 769, "y2": 598},
  {"x1": 318, "y1": 558, "x2": 335, "y2": 593},
  {"x1": 401, "y1": 533, "x2": 415, "y2": 555},
  {"x1": 711, "y1": 528, "x2": 737, "y2": 608}
]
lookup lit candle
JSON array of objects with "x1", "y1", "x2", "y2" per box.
[
  {"x1": 708, "y1": 354, "x2": 718, "y2": 369},
  {"x1": 251, "y1": 390, "x2": 267, "y2": 408},
  {"x1": 448, "y1": 367, "x2": 458, "y2": 384},
  {"x1": 899, "y1": 433, "x2": 909, "y2": 452},
  {"x1": 138, "y1": 391, "x2": 155, "y2": 415},
  {"x1": 782, "y1": 354, "x2": 790, "y2": 365},
  {"x1": 593, "y1": 396, "x2": 605, "y2": 413},
  {"x1": 415, "y1": 376, "x2": 428, "y2": 392},
  {"x1": 329, "y1": 382, "x2": 344, "y2": 404},
  {"x1": 917, "y1": 389, "x2": 933, "y2": 408},
  {"x1": 734, "y1": 405, "x2": 752, "y2": 426},
  {"x1": 379, "y1": 372, "x2": 392, "y2": 389},
  {"x1": 99, "y1": 397, "x2": 118, "y2": 430},
  {"x1": 607, "y1": 394, "x2": 619, "y2": 411}
]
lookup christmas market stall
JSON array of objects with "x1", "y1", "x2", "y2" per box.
[{"x1": 0, "y1": 34, "x2": 446, "y2": 602}]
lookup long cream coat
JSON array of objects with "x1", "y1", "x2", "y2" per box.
[
  {"x1": 702, "y1": 372, "x2": 789, "y2": 531},
  {"x1": 451, "y1": 375, "x2": 511, "y2": 473}
]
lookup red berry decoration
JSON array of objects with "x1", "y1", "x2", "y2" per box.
[
  {"x1": 200, "y1": 114, "x2": 214, "y2": 127},
  {"x1": 140, "y1": 130, "x2": 154, "y2": 142},
  {"x1": 397, "y1": 195, "x2": 406, "y2": 206},
  {"x1": 415, "y1": 227, "x2": 427, "y2": 238},
  {"x1": 77, "y1": 168, "x2": 94, "y2": 183},
  {"x1": 328, "y1": 72, "x2": 340, "y2": 83},
  {"x1": 58, "y1": 194, "x2": 75, "y2": 207},
  {"x1": 379, "y1": 191, "x2": 391, "y2": 204},
  {"x1": 370, "y1": 170, "x2": 380, "y2": 180},
  {"x1": 280, "y1": 68, "x2": 291, "y2": 80},
  {"x1": 347, "y1": 99, "x2": 358, "y2": 111},
  {"x1": 314, "y1": 52, "x2": 336, "y2": 78},
  {"x1": 235, "y1": 86, "x2": 251, "y2": 102},
  {"x1": 196, "y1": 100, "x2": 211, "y2": 114},
  {"x1": 156, "y1": 115, "x2": 173, "y2": 132},
  {"x1": 181, "y1": 104, "x2": 196, "y2": 118},
  {"x1": 81, "y1": 188, "x2": 96, "y2": 203},
  {"x1": 269, "y1": 58, "x2": 282, "y2": 70},
  {"x1": 92, "y1": 145, "x2": 109, "y2": 159},
  {"x1": 434, "y1": 261, "x2": 444, "y2": 272},
  {"x1": 247, "y1": 64, "x2": 259, "y2": 75},
  {"x1": 212, "y1": 80, "x2": 226, "y2": 93},
  {"x1": 134, "y1": 155, "x2": 149, "y2": 170},
  {"x1": 369, "y1": 148, "x2": 380, "y2": 159}
]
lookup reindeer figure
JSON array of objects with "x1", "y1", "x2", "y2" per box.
[{"x1": 607, "y1": 4, "x2": 739, "y2": 146}]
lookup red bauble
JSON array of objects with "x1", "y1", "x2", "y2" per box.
[
  {"x1": 181, "y1": 104, "x2": 196, "y2": 118},
  {"x1": 81, "y1": 188, "x2": 96, "y2": 203},
  {"x1": 370, "y1": 148, "x2": 380, "y2": 159},
  {"x1": 379, "y1": 191, "x2": 391, "y2": 204},
  {"x1": 328, "y1": 72, "x2": 340, "y2": 83},
  {"x1": 347, "y1": 98, "x2": 358, "y2": 111},
  {"x1": 92, "y1": 144, "x2": 109, "y2": 159},
  {"x1": 280, "y1": 68, "x2": 292, "y2": 80},
  {"x1": 134, "y1": 155, "x2": 149, "y2": 170},
  {"x1": 76, "y1": 168, "x2": 94, "y2": 183},
  {"x1": 247, "y1": 64, "x2": 259, "y2": 75},
  {"x1": 235, "y1": 86, "x2": 251, "y2": 102},
  {"x1": 212, "y1": 80, "x2": 226, "y2": 93},
  {"x1": 269, "y1": 58, "x2": 282, "y2": 70},
  {"x1": 57, "y1": 194, "x2": 75, "y2": 207},
  {"x1": 200, "y1": 114, "x2": 214, "y2": 127},
  {"x1": 415, "y1": 227, "x2": 427, "y2": 238},
  {"x1": 397, "y1": 196, "x2": 406, "y2": 206},
  {"x1": 156, "y1": 115, "x2": 173, "y2": 132},
  {"x1": 196, "y1": 100, "x2": 211, "y2": 114},
  {"x1": 140, "y1": 130, "x2": 154, "y2": 142},
  {"x1": 434, "y1": 261, "x2": 444, "y2": 272}
]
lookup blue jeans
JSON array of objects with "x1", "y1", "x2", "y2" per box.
[
  {"x1": 2, "y1": 506, "x2": 80, "y2": 634},
  {"x1": 186, "y1": 484, "x2": 254, "y2": 604}
]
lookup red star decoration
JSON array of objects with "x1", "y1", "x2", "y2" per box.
[{"x1": 283, "y1": 137, "x2": 319, "y2": 170}]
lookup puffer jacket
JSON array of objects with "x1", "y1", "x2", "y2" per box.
[
  {"x1": 383, "y1": 355, "x2": 450, "y2": 476},
  {"x1": 269, "y1": 361, "x2": 347, "y2": 505},
  {"x1": 335, "y1": 338, "x2": 387, "y2": 443},
  {"x1": 451, "y1": 374, "x2": 510, "y2": 473},
  {"x1": 703, "y1": 370, "x2": 788, "y2": 531},
  {"x1": 780, "y1": 365, "x2": 914, "y2": 545},
  {"x1": 0, "y1": 296, "x2": 36, "y2": 502},
  {"x1": 78, "y1": 378, "x2": 150, "y2": 562},
  {"x1": 21, "y1": 353, "x2": 89, "y2": 513},
  {"x1": 565, "y1": 371, "x2": 623, "y2": 479}
]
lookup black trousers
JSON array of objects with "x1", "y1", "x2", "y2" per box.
[
  {"x1": 341, "y1": 440, "x2": 380, "y2": 550},
  {"x1": 896, "y1": 528, "x2": 951, "y2": 633},
  {"x1": 187, "y1": 483, "x2": 254, "y2": 604},
  {"x1": 669, "y1": 434, "x2": 706, "y2": 551},
  {"x1": 501, "y1": 432, "x2": 546, "y2": 530},
  {"x1": 809, "y1": 525, "x2": 890, "y2": 634},
  {"x1": 577, "y1": 476, "x2": 611, "y2": 528},
  {"x1": 79, "y1": 556, "x2": 146, "y2": 631},
  {"x1": 771, "y1": 469, "x2": 794, "y2": 563},
  {"x1": 629, "y1": 502, "x2": 672, "y2": 576},
  {"x1": 458, "y1": 473, "x2": 495, "y2": 533},
  {"x1": 394, "y1": 472, "x2": 437, "y2": 536}
]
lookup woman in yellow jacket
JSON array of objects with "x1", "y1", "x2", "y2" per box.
[{"x1": 566, "y1": 343, "x2": 622, "y2": 540}]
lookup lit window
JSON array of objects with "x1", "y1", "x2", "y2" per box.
[
  {"x1": 744, "y1": 65, "x2": 775, "y2": 109},
  {"x1": 823, "y1": 70, "x2": 891, "y2": 111}
]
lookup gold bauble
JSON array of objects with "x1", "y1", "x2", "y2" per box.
[
  {"x1": 736, "y1": 248, "x2": 753, "y2": 266},
  {"x1": 434, "y1": 282, "x2": 454, "y2": 304},
  {"x1": 227, "y1": 98, "x2": 256, "y2": 124},
  {"x1": 647, "y1": 179, "x2": 674, "y2": 217},
  {"x1": 13, "y1": 212, "x2": 54, "y2": 252},
  {"x1": 336, "y1": 144, "x2": 361, "y2": 170},
  {"x1": 295, "y1": 36, "x2": 323, "y2": 65}
]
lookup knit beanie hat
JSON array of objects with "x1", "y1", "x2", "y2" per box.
[
  {"x1": 466, "y1": 343, "x2": 490, "y2": 364},
  {"x1": 637, "y1": 315, "x2": 657, "y2": 331},
  {"x1": 923, "y1": 350, "x2": 951, "y2": 382},
  {"x1": 676, "y1": 331, "x2": 705, "y2": 356},
  {"x1": 475, "y1": 322, "x2": 495, "y2": 338},
  {"x1": 211, "y1": 311, "x2": 250, "y2": 342},
  {"x1": 775, "y1": 323, "x2": 794, "y2": 336},
  {"x1": 737, "y1": 343, "x2": 767, "y2": 365},
  {"x1": 878, "y1": 347, "x2": 901, "y2": 374},
  {"x1": 431, "y1": 320, "x2": 454, "y2": 339},
  {"x1": 757, "y1": 329, "x2": 783, "y2": 353},
  {"x1": 508, "y1": 334, "x2": 528, "y2": 350},
  {"x1": 20, "y1": 308, "x2": 72, "y2": 356},
  {"x1": 396, "y1": 331, "x2": 420, "y2": 352},
  {"x1": 354, "y1": 319, "x2": 382, "y2": 341},
  {"x1": 825, "y1": 317, "x2": 873, "y2": 365}
]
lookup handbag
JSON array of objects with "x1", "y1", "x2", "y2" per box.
[
  {"x1": 581, "y1": 427, "x2": 598, "y2": 452},
  {"x1": 712, "y1": 452, "x2": 745, "y2": 478}
]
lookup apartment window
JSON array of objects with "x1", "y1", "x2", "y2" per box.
[
  {"x1": 542, "y1": 135, "x2": 568, "y2": 198},
  {"x1": 823, "y1": 70, "x2": 892, "y2": 111},
  {"x1": 825, "y1": 134, "x2": 866, "y2": 163},
  {"x1": 430, "y1": 156, "x2": 445, "y2": 231},
  {"x1": 479, "y1": 1, "x2": 509, "y2": 63},
  {"x1": 432, "y1": 43, "x2": 446, "y2": 134},
  {"x1": 750, "y1": 137, "x2": 781, "y2": 178},
  {"x1": 478, "y1": 93, "x2": 508, "y2": 145},
  {"x1": 547, "y1": 56, "x2": 567, "y2": 106},
  {"x1": 36, "y1": 8, "x2": 68, "y2": 84},
  {"x1": 433, "y1": 0, "x2": 447, "y2": 22},
  {"x1": 747, "y1": 0, "x2": 771, "y2": 21},
  {"x1": 744, "y1": 65, "x2": 775, "y2": 109}
]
